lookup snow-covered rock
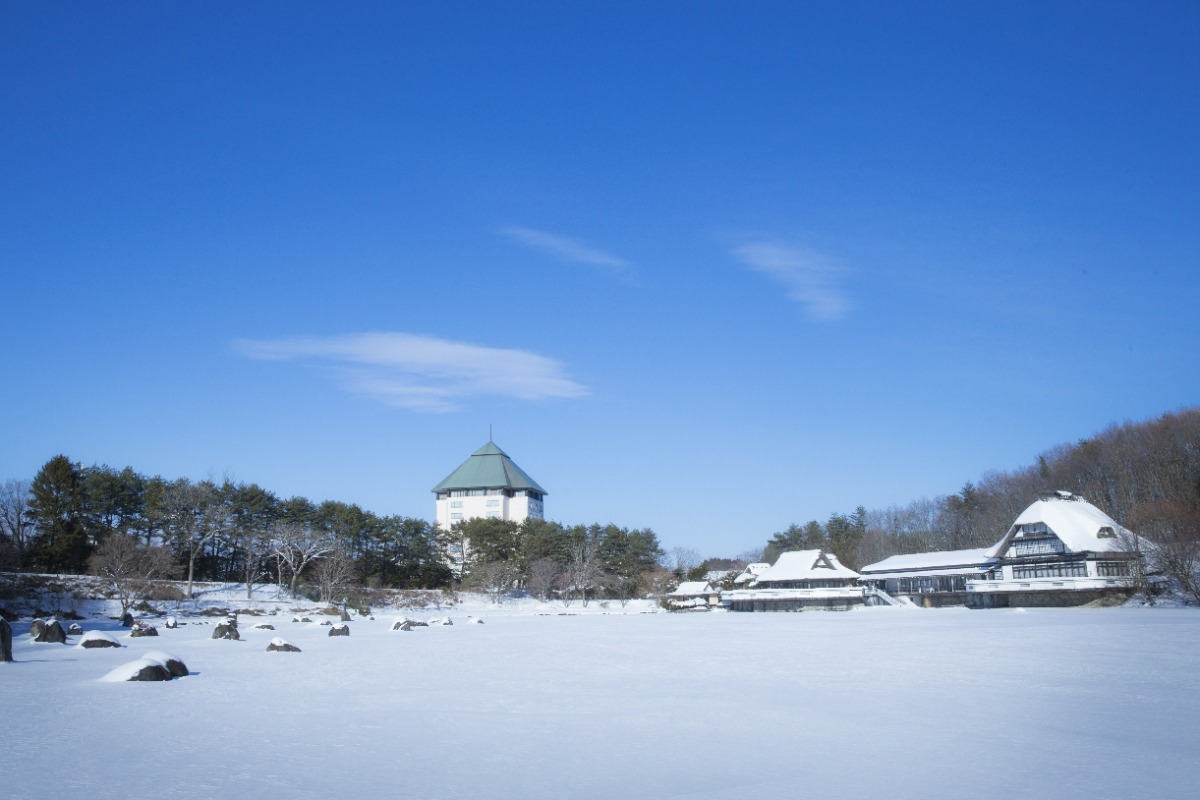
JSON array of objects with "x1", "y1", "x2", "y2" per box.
[
  {"x1": 328, "y1": 624, "x2": 349, "y2": 637},
  {"x1": 100, "y1": 658, "x2": 173, "y2": 683},
  {"x1": 78, "y1": 630, "x2": 122, "y2": 649},
  {"x1": 32, "y1": 619, "x2": 67, "y2": 644},
  {"x1": 266, "y1": 637, "x2": 301, "y2": 653},
  {"x1": 140, "y1": 650, "x2": 189, "y2": 678},
  {"x1": 211, "y1": 623, "x2": 239, "y2": 641}
]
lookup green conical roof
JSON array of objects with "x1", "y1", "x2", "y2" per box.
[{"x1": 432, "y1": 441, "x2": 547, "y2": 494}]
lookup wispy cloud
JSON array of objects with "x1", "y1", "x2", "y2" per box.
[
  {"x1": 234, "y1": 332, "x2": 588, "y2": 413},
  {"x1": 498, "y1": 225, "x2": 632, "y2": 277},
  {"x1": 732, "y1": 241, "x2": 851, "y2": 321}
]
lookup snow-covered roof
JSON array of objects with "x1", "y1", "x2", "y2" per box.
[
  {"x1": 988, "y1": 492, "x2": 1134, "y2": 558},
  {"x1": 860, "y1": 548, "x2": 995, "y2": 576},
  {"x1": 668, "y1": 581, "x2": 716, "y2": 597},
  {"x1": 734, "y1": 563, "x2": 770, "y2": 584},
  {"x1": 756, "y1": 550, "x2": 859, "y2": 582}
]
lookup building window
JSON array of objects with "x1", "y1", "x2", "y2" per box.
[
  {"x1": 450, "y1": 501, "x2": 463, "y2": 508},
  {"x1": 486, "y1": 512, "x2": 500, "y2": 518},
  {"x1": 450, "y1": 512, "x2": 463, "y2": 520},
  {"x1": 1012, "y1": 562, "x2": 1087, "y2": 579},
  {"x1": 1011, "y1": 536, "x2": 1067, "y2": 556},
  {"x1": 486, "y1": 499, "x2": 500, "y2": 507},
  {"x1": 1096, "y1": 560, "x2": 1131, "y2": 577}
]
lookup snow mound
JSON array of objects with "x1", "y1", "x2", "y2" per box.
[
  {"x1": 99, "y1": 657, "x2": 172, "y2": 683},
  {"x1": 77, "y1": 630, "x2": 122, "y2": 648},
  {"x1": 100, "y1": 650, "x2": 188, "y2": 681}
]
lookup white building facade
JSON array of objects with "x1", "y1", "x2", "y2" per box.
[{"x1": 432, "y1": 441, "x2": 547, "y2": 529}]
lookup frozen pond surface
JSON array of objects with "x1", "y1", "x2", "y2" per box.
[{"x1": 4, "y1": 606, "x2": 1198, "y2": 799}]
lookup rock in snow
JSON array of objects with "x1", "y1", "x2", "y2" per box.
[
  {"x1": 140, "y1": 650, "x2": 189, "y2": 678},
  {"x1": 211, "y1": 623, "x2": 240, "y2": 641},
  {"x1": 100, "y1": 651, "x2": 189, "y2": 682},
  {"x1": 253, "y1": 623, "x2": 275, "y2": 630},
  {"x1": 266, "y1": 637, "x2": 301, "y2": 653},
  {"x1": 0, "y1": 617, "x2": 12, "y2": 662},
  {"x1": 78, "y1": 630, "x2": 122, "y2": 649},
  {"x1": 33, "y1": 619, "x2": 68, "y2": 644},
  {"x1": 130, "y1": 622, "x2": 159, "y2": 638},
  {"x1": 67, "y1": 623, "x2": 85, "y2": 635},
  {"x1": 328, "y1": 624, "x2": 349, "y2": 637}
]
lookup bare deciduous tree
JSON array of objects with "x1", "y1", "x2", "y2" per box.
[
  {"x1": 1132, "y1": 499, "x2": 1200, "y2": 604},
  {"x1": 271, "y1": 521, "x2": 336, "y2": 598},
  {"x1": 87, "y1": 534, "x2": 177, "y2": 616},
  {"x1": 313, "y1": 549, "x2": 358, "y2": 604},
  {"x1": 159, "y1": 479, "x2": 225, "y2": 599},
  {"x1": 0, "y1": 479, "x2": 32, "y2": 557},
  {"x1": 469, "y1": 559, "x2": 521, "y2": 605},
  {"x1": 526, "y1": 558, "x2": 560, "y2": 602}
]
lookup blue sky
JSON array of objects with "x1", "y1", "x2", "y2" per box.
[{"x1": 3, "y1": 2, "x2": 1198, "y2": 557}]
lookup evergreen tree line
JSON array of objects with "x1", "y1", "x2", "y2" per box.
[
  {"x1": 760, "y1": 408, "x2": 1200, "y2": 577},
  {"x1": 0, "y1": 457, "x2": 451, "y2": 595},
  {"x1": 445, "y1": 517, "x2": 663, "y2": 606},
  {"x1": 0, "y1": 455, "x2": 665, "y2": 603}
]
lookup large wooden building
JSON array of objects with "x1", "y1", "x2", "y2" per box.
[
  {"x1": 722, "y1": 550, "x2": 864, "y2": 612},
  {"x1": 860, "y1": 491, "x2": 1147, "y2": 608}
]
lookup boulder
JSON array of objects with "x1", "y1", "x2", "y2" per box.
[
  {"x1": 211, "y1": 623, "x2": 240, "y2": 641},
  {"x1": 67, "y1": 623, "x2": 85, "y2": 635},
  {"x1": 199, "y1": 607, "x2": 230, "y2": 617},
  {"x1": 1, "y1": 617, "x2": 12, "y2": 662},
  {"x1": 128, "y1": 662, "x2": 173, "y2": 681},
  {"x1": 328, "y1": 624, "x2": 349, "y2": 637},
  {"x1": 164, "y1": 617, "x2": 179, "y2": 629},
  {"x1": 34, "y1": 620, "x2": 68, "y2": 644},
  {"x1": 340, "y1": 609, "x2": 352, "y2": 622},
  {"x1": 428, "y1": 616, "x2": 453, "y2": 626},
  {"x1": 79, "y1": 631, "x2": 122, "y2": 649},
  {"x1": 466, "y1": 616, "x2": 484, "y2": 624},
  {"x1": 120, "y1": 612, "x2": 135, "y2": 628},
  {"x1": 252, "y1": 623, "x2": 275, "y2": 631},
  {"x1": 29, "y1": 619, "x2": 46, "y2": 639},
  {"x1": 318, "y1": 620, "x2": 332, "y2": 626},
  {"x1": 300, "y1": 617, "x2": 313, "y2": 623},
  {"x1": 142, "y1": 650, "x2": 189, "y2": 678},
  {"x1": 102, "y1": 658, "x2": 172, "y2": 682},
  {"x1": 130, "y1": 622, "x2": 159, "y2": 638},
  {"x1": 266, "y1": 637, "x2": 301, "y2": 652},
  {"x1": 392, "y1": 617, "x2": 428, "y2": 631}
]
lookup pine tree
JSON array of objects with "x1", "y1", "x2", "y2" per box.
[{"x1": 26, "y1": 455, "x2": 93, "y2": 573}]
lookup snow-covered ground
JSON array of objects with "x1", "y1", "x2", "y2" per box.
[{"x1": 4, "y1": 601, "x2": 1198, "y2": 800}]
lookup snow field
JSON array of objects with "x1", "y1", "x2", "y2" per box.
[{"x1": 2, "y1": 606, "x2": 1198, "y2": 799}]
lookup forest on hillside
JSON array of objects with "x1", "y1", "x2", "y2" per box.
[{"x1": 759, "y1": 408, "x2": 1200, "y2": 583}]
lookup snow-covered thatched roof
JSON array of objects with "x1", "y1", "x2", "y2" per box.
[
  {"x1": 668, "y1": 581, "x2": 716, "y2": 597},
  {"x1": 988, "y1": 492, "x2": 1135, "y2": 558},
  {"x1": 756, "y1": 550, "x2": 859, "y2": 583}
]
